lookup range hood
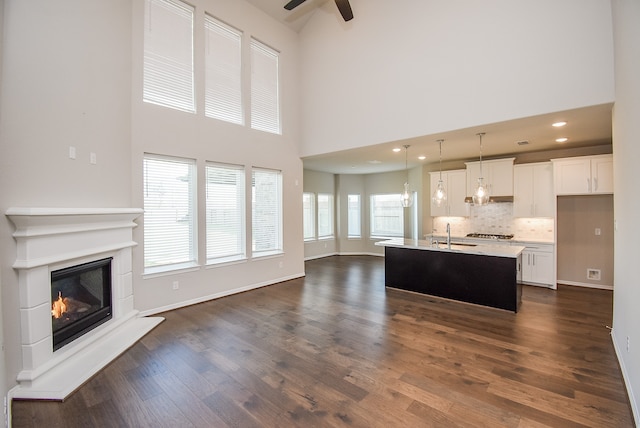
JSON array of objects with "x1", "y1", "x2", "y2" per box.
[{"x1": 464, "y1": 195, "x2": 514, "y2": 204}]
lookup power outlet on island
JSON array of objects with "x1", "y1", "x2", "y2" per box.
[{"x1": 172, "y1": 281, "x2": 179, "y2": 290}]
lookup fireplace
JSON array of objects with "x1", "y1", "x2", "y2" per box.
[
  {"x1": 6, "y1": 207, "x2": 164, "y2": 400},
  {"x1": 51, "y1": 257, "x2": 113, "y2": 351}
]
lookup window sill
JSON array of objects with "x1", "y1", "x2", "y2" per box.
[
  {"x1": 206, "y1": 256, "x2": 248, "y2": 269},
  {"x1": 143, "y1": 262, "x2": 200, "y2": 279}
]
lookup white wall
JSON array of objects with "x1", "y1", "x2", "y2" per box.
[
  {"x1": 0, "y1": 0, "x2": 133, "y2": 400},
  {"x1": 612, "y1": 0, "x2": 640, "y2": 423},
  {"x1": 130, "y1": 0, "x2": 304, "y2": 314},
  {"x1": 298, "y1": 0, "x2": 615, "y2": 157}
]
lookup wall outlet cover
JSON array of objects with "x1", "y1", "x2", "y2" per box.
[{"x1": 587, "y1": 269, "x2": 601, "y2": 281}]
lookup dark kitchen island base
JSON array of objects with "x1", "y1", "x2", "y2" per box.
[{"x1": 383, "y1": 246, "x2": 522, "y2": 312}]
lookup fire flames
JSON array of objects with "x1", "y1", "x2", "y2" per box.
[{"x1": 51, "y1": 291, "x2": 67, "y2": 319}]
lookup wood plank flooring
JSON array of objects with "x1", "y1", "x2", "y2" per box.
[{"x1": 12, "y1": 255, "x2": 634, "y2": 427}]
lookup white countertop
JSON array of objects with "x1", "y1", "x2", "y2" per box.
[
  {"x1": 376, "y1": 238, "x2": 525, "y2": 258},
  {"x1": 427, "y1": 234, "x2": 554, "y2": 245}
]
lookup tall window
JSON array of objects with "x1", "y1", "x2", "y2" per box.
[
  {"x1": 370, "y1": 194, "x2": 403, "y2": 238},
  {"x1": 143, "y1": 154, "x2": 197, "y2": 273},
  {"x1": 317, "y1": 194, "x2": 334, "y2": 239},
  {"x1": 143, "y1": 0, "x2": 195, "y2": 113},
  {"x1": 250, "y1": 38, "x2": 280, "y2": 134},
  {"x1": 303, "y1": 193, "x2": 315, "y2": 241},
  {"x1": 252, "y1": 168, "x2": 282, "y2": 256},
  {"x1": 204, "y1": 15, "x2": 243, "y2": 125},
  {"x1": 206, "y1": 162, "x2": 245, "y2": 264},
  {"x1": 347, "y1": 194, "x2": 361, "y2": 238}
]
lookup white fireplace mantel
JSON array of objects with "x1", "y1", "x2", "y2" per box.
[{"x1": 6, "y1": 207, "x2": 164, "y2": 400}]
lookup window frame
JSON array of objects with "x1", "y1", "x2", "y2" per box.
[
  {"x1": 317, "y1": 193, "x2": 334, "y2": 240},
  {"x1": 250, "y1": 38, "x2": 281, "y2": 135},
  {"x1": 303, "y1": 192, "x2": 316, "y2": 242},
  {"x1": 251, "y1": 167, "x2": 283, "y2": 257},
  {"x1": 347, "y1": 194, "x2": 362, "y2": 239},
  {"x1": 370, "y1": 193, "x2": 404, "y2": 239}
]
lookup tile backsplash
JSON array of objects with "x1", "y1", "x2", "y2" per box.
[{"x1": 431, "y1": 203, "x2": 554, "y2": 241}]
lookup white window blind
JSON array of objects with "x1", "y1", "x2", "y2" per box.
[
  {"x1": 143, "y1": 0, "x2": 195, "y2": 113},
  {"x1": 347, "y1": 194, "x2": 361, "y2": 238},
  {"x1": 206, "y1": 162, "x2": 246, "y2": 264},
  {"x1": 303, "y1": 192, "x2": 315, "y2": 241},
  {"x1": 143, "y1": 154, "x2": 197, "y2": 273},
  {"x1": 317, "y1": 193, "x2": 333, "y2": 239},
  {"x1": 204, "y1": 15, "x2": 243, "y2": 125},
  {"x1": 370, "y1": 194, "x2": 403, "y2": 238},
  {"x1": 252, "y1": 168, "x2": 282, "y2": 256},
  {"x1": 250, "y1": 38, "x2": 280, "y2": 134}
]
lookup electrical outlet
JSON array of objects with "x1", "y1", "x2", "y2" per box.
[
  {"x1": 627, "y1": 336, "x2": 630, "y2": 352},
  {"x1": 90, "y1": 152, "x2": 97, "y2": 165},
  {"x1": 278, "y1": 261, "x2": 283, "y2": 268},
  {"x1": 172, "y1": 281, "x2": 179, "y2": 290},
  {"x1": 69, "y1": 146, "x2": 76, "y2": 159},
  {"x1": 595, "y1": 228, "x2": 601, "y2": 236}
]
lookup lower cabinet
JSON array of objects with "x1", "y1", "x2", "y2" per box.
[{"x1": 520, "y1": 244, "x2": 555, "y2": 288}]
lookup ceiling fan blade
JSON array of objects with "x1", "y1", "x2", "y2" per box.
[
  {"x1": 284, "y1": 0, "x2": 308, "y2": 10},
  {"x1": 334, "y1": 0, "x2": 353, "y2": 21}
]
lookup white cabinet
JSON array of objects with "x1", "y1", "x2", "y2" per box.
[
  {"x1": 513, "y1": 162, "x2": 555, "y2": 218},
  {"x1": 551, "y1": 154, "x2": 613, "y2": 195},
  {"x1": 465, "y1": 158, "x2": 515, "y2": 197},
  {"x1": 429, "y1": 169, "x2": 469, "y2": 217},
  {"x1": 519, "y1": 244, "x2": 555, "y2": 288}
]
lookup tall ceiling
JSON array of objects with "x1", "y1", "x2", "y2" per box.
[{"x1": 247, "y1": 1, "x2": 613, "y2": 174}]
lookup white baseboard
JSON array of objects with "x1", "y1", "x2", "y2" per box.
[
  {"x1": 610, "y1": 329, "x2": 639, "y2": 426},
  {"x1": 139, "y1": 272, "x2": 306, "y2": 317},
  {"x1": 557, "y1": 279, "x2": 613, "y2": 290}
]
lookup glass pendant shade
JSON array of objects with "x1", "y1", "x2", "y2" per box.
[
  {"x1": 473, "y1": 177, "x2": 490, "y2": 205},
  {"x1": 401, "y1": 182, "x2": 414, "y2": 207},
  {"x1": 432, "y1": 139, "x2": 447, "y2": 207},
  {"x1": 432, "y1": 179, "x2": 447, "y2": 207}
]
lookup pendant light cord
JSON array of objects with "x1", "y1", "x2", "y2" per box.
[
  {"x1": 477, "y1": 133, "x2": 485, "y2": 177},
  {"x1": 437, "y1": 139, "x2": 444, "y2": 180}
]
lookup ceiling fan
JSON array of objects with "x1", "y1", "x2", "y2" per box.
[{"x1": 284, "y1": 0, "x2": 354, "y2": 22}]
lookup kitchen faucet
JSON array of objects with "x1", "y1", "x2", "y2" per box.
[{"x1": 446, "y1": 223, "x2": 451, "y2": 249}]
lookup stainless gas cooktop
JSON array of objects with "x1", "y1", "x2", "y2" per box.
[{"x1": 466, "y1": 233, "x2": 514, "y2": 240}]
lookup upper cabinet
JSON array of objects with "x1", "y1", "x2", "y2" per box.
[
  {"x1": 429, "y1": 169, "x2": 469, "y2": 217},
  {"x1": 513, "y1": 162, "x2": 554, "y2": 218},
  {"x1": 465, "y1": 158, "x2": 515, "y2": 197},
  {"x1": 551, "y1": 154, "x2": 613, "y2": 195}
]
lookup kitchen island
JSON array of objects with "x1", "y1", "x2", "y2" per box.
[{"x1": 376, "y1": 238, "x2": 525, "y2": 312}]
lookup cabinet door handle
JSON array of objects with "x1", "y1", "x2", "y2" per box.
[
  {"x1": 587, "y1": 177, "x2": 591, "y2": 192},
  {"x1": 594, "y1": 177, "x2": 598, "y2": 191},
  {"x1": 532, "y1": 254, "x2": 536, "y2": 266}
]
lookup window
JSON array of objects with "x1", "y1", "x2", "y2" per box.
[
  {"x1": 370, "y1": 194, "x2": 403, "y2": 238},
  {"x1": 143, "y1": 0, "x2": 195, "y2": 113},
  {"x1": 303, "y1": 192, "x2": 315, "y2": 241},
  {"x1": 204, "y1": 15, "x2": 243, "y2": 125},
  {"x1": 250, "y1": 38, "x2": 280, "y2": 134},
  {"x1": 317, "y1": 194, "x2": 334, "y2": 239},
  {"x1": 347, "y1": 194, "x2": 361, "y2": 238},
  {"x1": 206, "y1": 162, "x2": 245, "y2": 264},
  {"x1": 143, "y1": 154, "x2": 197, "y2": 273},
  {"x1": 252, "y1": 168, "x2": 282, "y2": 256}
]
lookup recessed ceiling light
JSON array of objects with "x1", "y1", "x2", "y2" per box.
[
  {"x1": 552, "y1": 121, "x2": 567, "y2": 127},
  {"x1": 418, "y1": 155, "x2": 426, "y2": 160},
  {"x1": 556, "y1": 137, "x2": 568, "y2": 143},
  {"x1": 392, "y1": 148, "x2": 401, "y2": 152}
]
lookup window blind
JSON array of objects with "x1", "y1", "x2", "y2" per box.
[
  {"x1": 303, "y1": 193, "x2": 315, "y2": 241},
  {"x1": 143, "y1": 0, "x2": 195, "y2": 113},
  {"x1": 204, "y1": 15, "x2": 243, "y2": 125},
  {"x1": 143, "y1": 154, "x2": 197, "y2": 272},
  {"x1": 206, "y1": 162, "x2": 245, "y2": 263},
  {"x1": 370, "y1": 194, "x2": 403, "y2": 238},
  {"x1": 250, "y1": 38, "x2": 280, "y2": 134},
  {"x1": 347, "y1": 194, "x2": 361, "y2": 238},
  {"x1": 252, "y1": 168, "x2": 282, "y2": 255},
  {"x1": 317, "y1": 193, "x2": 333, "y2": 238}
]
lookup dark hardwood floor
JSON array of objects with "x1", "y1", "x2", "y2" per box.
[{"x1": 12, "y1": 255, "x2": 634, "y2": 427}]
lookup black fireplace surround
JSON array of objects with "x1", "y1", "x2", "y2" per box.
[{"x1": 51, "y1": 257, "x2": 113, "y2": 351}]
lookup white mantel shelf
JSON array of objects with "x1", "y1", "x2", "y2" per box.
[{"x1": 6, "y1": 207, "x2": 163, "y2": 400}]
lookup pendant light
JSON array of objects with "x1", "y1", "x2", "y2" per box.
[
  {"x1": 432, "y1": 139, "x2": 447, "y2": 207},
  {"x1": 401, "y1": 145, "x2": 413, "y2": 208},
  {"x1": 472, "y1": 132, "x2": 490, "y2": 205}
]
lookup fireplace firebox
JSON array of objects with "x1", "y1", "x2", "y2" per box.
[{"x1": 51, "y1": 257, "x2": 113, "y2": 351}]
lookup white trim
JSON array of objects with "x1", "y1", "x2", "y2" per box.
[
  {"x1": 557, "y1": 279, "x2": 613, "y2": 290},
  {"x1": 611, "y1": 329, "x2": 639, "y2": 426},
  {"x1": 138, "y1": 272, "x2": 305, "y2": 316}
]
